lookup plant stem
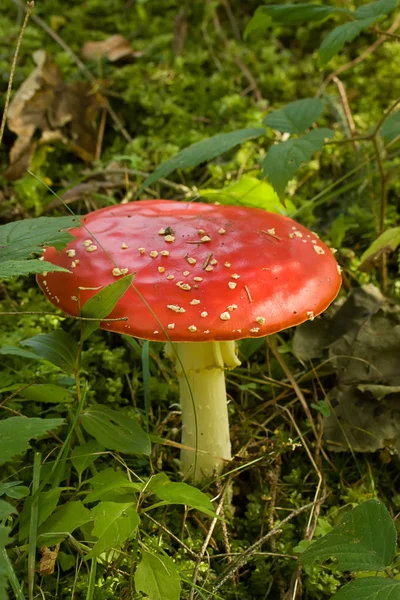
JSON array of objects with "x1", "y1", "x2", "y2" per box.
[
  {"x1": 28, "y1": 452, "x2": 41, "y2": 600},
  {"x1": 0, "y1": 547, "x2": 26, "y2": 600},
  {"x1": 166, "y1": 341, "x2": 240, "y2": 481}
]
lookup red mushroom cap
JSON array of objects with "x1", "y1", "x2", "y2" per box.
[{"x1": 37, "y1": 200, "x2": 341, "y2": 341}]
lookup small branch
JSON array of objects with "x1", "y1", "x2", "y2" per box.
[
  {"x1": 332, "y1": 76, "x2": 358, "y2": 150},
  {"x1": 0, "y1": 1, "x2": 34, "y2": 147}
]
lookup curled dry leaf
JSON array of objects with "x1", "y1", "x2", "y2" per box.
[
  {"x1": 39, "y1": 543, "x2": 60, "y2": 576},
  {"x1": 81, "y1": 34, "x2": 141, "y2": 62},
  {"x1": 5, "y1": 50, "x2": 101, "y2": 180}
]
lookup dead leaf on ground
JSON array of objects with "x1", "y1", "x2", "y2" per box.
[
  {"x1": 81, "y1": 35, "x2": 142, "y2": 62},
  {"x1": 5, "y1": 50, "x2": 101, "y2": 180},
  {"x1": 39, "y1": 543, "x2": 60, "y2": 576}
]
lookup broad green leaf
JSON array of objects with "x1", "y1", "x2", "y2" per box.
[
  {"x1": 244, "y1": 4, "x2": 345, "y2": 38},
  {"x1": 0, "y1": 259, "x2": 70, "y2": 281},
  {"x1": 154, "y1": 483, "x2": 215, "y2": 516},
  {"x1": 0, "y1": 216, "x2": 78, "y2": 262},
  {"x1": 84, "y1": 468, "x2": 141, "y2": 504},
  {"x1": 80, "y1": 274, "x2": 134, "y2": 341},
  {"x1": 379, "y1": 111, "x2": 400, "y2": 143},
  {"x1": 319, "y1": 18, "x2": 380, "y2": 66},
  {"x1": 135, "y1": 551, "x2": 181, "y2": 600},
  {"x1": 85, "y1": 501, "x2": 139, "y2": 559},
  {"x1": 19, "y1": 488, "x2": 62, "y2": 541},
  {"x1": 0, "y1": 346, "x2": 40, "y2": 360},
  {"x1": 80, "y1": 405, "x2": 151, "y2": 455},
  {"x1": 20, "y1": 330, "x2": 79, "y2": 373},
  {"x1": 18, "y1": 383, "x2": 74, "y2": 404},
  {"x1": 332, "y1": 577, "x2": 400, "y2": 600},
  {"x1": 0, "y1": 482, "x2": 29, "y2": 500},
  {"x1": 139, "y1": 128, "x2": 266, "y2": 192},
  {"x1": 359, "y1": 227, "x2": 400, "y2": 269},
  {"x1": 0, "y1": 417, "x2": 63, "y2": 465},
  {"x1": 143, "y1": 472, "x2": 171, "y2": 494},
  {"x1": 263, "y1": 128, "x2": 334, "y2": 197},
  {"x1": 71, "y1": 440, "x2": 104, "y2": 480},
  {"x1": 355, "y1": 0, "x2": 397, "y2": 19},
  {"x1": 38, "y1": 501, "x2": 92, "y2": 546},
  {"x1": 300, "y1": 500, "x2": 396, "y2": 571},
  {"x1": 0, "y1": 501, "x2": 16, "y2": 520},
  {"x1": 199, "y1": 175, "x2": 294, "y2": 215},
  {"x1": 264, "y1": 98, "x2": 325, "y2": 134}
]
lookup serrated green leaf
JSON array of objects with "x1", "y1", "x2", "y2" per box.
[
  {"x1": 80, "y1": 405, "x2": 151, "y2": 455},
  {"x1": 299, "y1": 500, "x2": 396, "y2": 572},
  {"x1": 38, "y1": 501, "x2": 92, "y2": 546},
  {"x1": 263, "y1": 128, "x2": 334, "y2": 197},
  {"x1": 0, "y1": 259, "x2": 70, "y2": 281},
  {"x1": 0, "y1": 482, "x2": 29, "y2": 500},
  {"x1": 18, "y1": 383, "x2": 74, "y2": 404},
  {"x1": 199, "y1": 175, "x2": 294, "y2": 215},
  {"x1": 154, "y1": 483, "x2": 215, "y2": 516},
  {"x1": 0, "y1": 417, "x2": 63, "y2": 466},
  {"x1": 135, "y1": 551, "x2": 181, "y2": 600},
  {"x1": 0, "y1": 501, "x2": 16, "y2": 520},
  {"x1": 18, "y1": 488, "x2": 62, "y2": 541},
  {"x1": 139, "y1": 128, "x2": 265, "y2": 192},
  {"x1": 319, "y1": 18, "x2": 380, "y2": 66},
  {"x1": 359, "y1": 227, "x2": 400, "y2": 269},
  {"x1": 263, "y1": 98, "x2": 325, "y2": 134},
  {"x1": 332, "y1": 577, "x2": 400, "y2": 600},
  {"x1": 0, "y1": 216, "x2": 78, "y2": 262},
  {"x1": 20, "y1": 330, "x2": 79, "y2": 373},
  {"x1": 71, "y1": 440, "x2": 104, "y2": 480},
  {"x1": 355, "y1": 0, "x2": 397, "y2": 19},
  {"x1": 85, "y1": 502, "x2": 139, "y2": 559},
  {"x1": 379, "y1": 111, "x2": 400, "y2": 143},
  {"x1": 244, "y1": 4, "x2": 345, "y2": 38},
  {"x1": 80, "y1": 274, "x2": 134, "y2": 341},
  {"x1": 84, "y1": 468, "x2": 141, "y2": 504}
]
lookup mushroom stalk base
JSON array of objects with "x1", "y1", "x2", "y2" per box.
[{"x1": 166, "y1": 340, "x2": 240, "y2": 482}]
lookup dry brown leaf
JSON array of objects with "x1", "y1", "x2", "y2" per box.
[
  {"x1": 82, "y1": 35, "x2": 137, "y2": 62},
  {"x1": 5, "y1": 50, "x2": 101, "y2": 179},
  {"x1": 39, "y1": 543, "x2": 60, "y2": 576}
]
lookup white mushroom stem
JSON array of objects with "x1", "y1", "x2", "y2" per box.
[{"x1": 165, "y1": 340, "x2": 240, "y2": 481}]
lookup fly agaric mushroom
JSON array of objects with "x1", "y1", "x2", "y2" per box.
[{"x1": 37, "y1": 200, "x2": 341, "y2": 481}]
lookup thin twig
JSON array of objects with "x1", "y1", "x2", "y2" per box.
[
  {"x1": 332, "y1": 76, "x2": 358, "y2": 150},
  {"x1": 0, "y1": 311, "x2": 127, "y2": 321},
  {"x1": 0, "y1": 1, "x2": 34, "y2": 147}
]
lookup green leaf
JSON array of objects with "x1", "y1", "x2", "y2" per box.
[
  {"x1": 379, "y1": 111, "x2": 400, "y2": 143},
  {"x1": 80, "y1": 274, "x2": 134, "y2": 341},
  {"x1": 355, "y1": 0, "x2": 397, "y2": 20},
  {"x1": 18, "y1": 383, "x2": 74, "y2": 404},
  {"x1": 20, "y1": 330, "x2": 79, "y2": 373},
  {"x1": 71, "y1": 440, "x2": 104, "y2": 480},
  {"x1": 139, "y1": 128, "x2": 266, "y2": 192},
  {"x1": 263, "y1": 128, "x2": 334, "y2": 197},
  {"x1": 0, "y1": 346, "x2": 40, "y2": 360},
  {"x1": 85, "y1": 502, "x2": 139, "y2": 559},
  {"x1": 359, "y1": 227, "x2": 400, "y2": 269},
  {"x1": 154, "y1": 483, "x2": 215, "y2": 516},
  {"x1": 264, "y1": 98, "x2": 325, "y2": 134},
  {"x1": 299, "y1": 500, "x2": 396, "y2": 572},
  {"x1": 80, "y1": 405, "x2": 151, "y2": 455},
  {"x1": 0, "y1": 526, "x2": 12, "y2": 600},
  {"x1": 84, "y1": 468, "x2": 141, "y2": 504},
  {"x1": 245, "y1": 4, "x2": 342, "y2": 34},
  {"x1": 199, "y1": 175, "x2": 294, "y2": 215},
  {"x1": 332, "y1": 577, "x2": 400, "y2": 600},
  {"x1": 0, "y1": 216, "x2": 78, "y2": 262},
  {"x1": 38, "y1": 501, "x2": 92, "y2": 546},
  {"x1": 0, "y1": 259, "x2": 70, "y2": 281},
  {"x1": 135, "y1": 551, "x2": 181, "y2": 600},
  {"x1": 0, "y1": 482, "x2": 29, "y2": 500},
  {"x1": 0, "y1": 501, "x2": 16, "y2": 520},
  {"x1": 18, "y1": 488, "x2": 62, "y2": 541},
  {"x1": 319, "y1": 18, "x2": 380, "y2": 66},
  {"x1": 0, "y1": 417, "x2": 63, "y2": 465}
]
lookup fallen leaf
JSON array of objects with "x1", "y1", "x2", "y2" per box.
[
  {"x1": 6, "y1": 50, "x2": 101, "y2": 179},
  {"x1": 39, "y1": 543, "x2": 60, "y2": 575},
  {"x1": 81, "y1": 35, "x2": 138, "y2": 62}
]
